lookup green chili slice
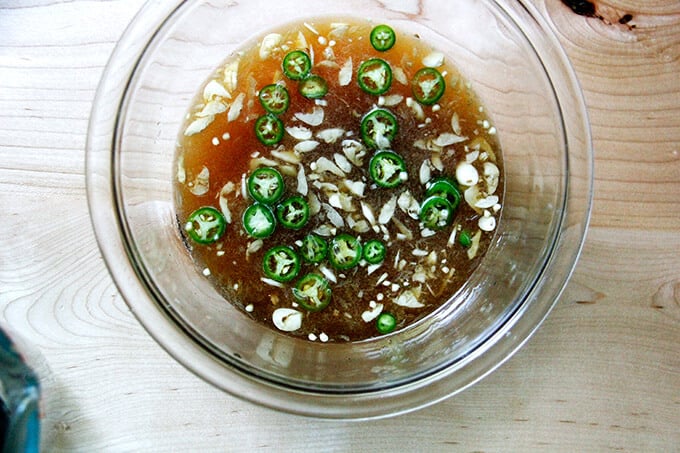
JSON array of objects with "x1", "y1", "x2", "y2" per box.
[
  {"x1": 360, "y1": 108, "x2": 398, "y2": 149},
  {"x1": 276, "y1": 196, "x2": 310, "y2": 230},
  {"x1": 262, "y1": 245, "x2": 300, "y2": 283},
  {"x1": 376, "y1": 312, "x2": 397, "y2": 334},
  {"x1": 254, "y1": 114, "x2": 284, "y2": 146},
  {"x1": 184, "y1": 206, "x2": 226, "y2": 245},
  {"x1": 369, "y1": 150, "x2": 407, "y2": 188},
  {"x1": 258, "y1": 83, "x2": 290, "y2": 115},
  {"x1": 242, "y1": 203, "x2": 276, "y2": 239},
  {"x1": 426, "y1": 177, "x2": 461, "y2": 210},
  {"x1": 411, "y1": 67, "x2": 446, "y2": 105},
  {"x1": 357, "y1": 58, "x2": 392, "y2": 95},
  {"x1": 370, "y1": 24, "x2": 396, "y2": 52},
  {"x1": 292, "y1": 274, "x2": 332, "y2": 312},
  {"x1": 459, "y1": 230, "x2": 473, "y2": 248},
  {"x1": 299, "y1": 75, "x2": 328, "y2": 99},
  {"x1": 362, "y1": 239, "x2": 386, "y2": 264},
  {"x1": 419, "y1": 195, "x2": 454, "y2": 230},
  {"x1": 328, "y1": 234, "x2": 362, "y2": 270},
  {"x1": 282, "y1": 50, "x2": 312, "y2": 81},
  {"x1": 247, "y1": 167, "x2": 284, "y2": 204},
  {"x1": 300, "y1": 233, "x2": 328, "y2": 263}
]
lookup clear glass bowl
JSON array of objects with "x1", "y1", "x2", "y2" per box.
[{"x1": 86, "y1": 0, "x2": 592, "y2": 419}]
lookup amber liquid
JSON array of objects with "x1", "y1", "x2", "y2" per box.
[{"x1": 175, "y1": 18, "x2": 503, "y2": 341}]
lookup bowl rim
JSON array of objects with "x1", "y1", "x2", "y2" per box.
[{"x1": 86, "y1": 0, "x2": 593, "y2": 419}]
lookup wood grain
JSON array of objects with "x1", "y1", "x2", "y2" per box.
[{"x1": 1, "y1": 0, "x2": 678, "y2": 451}]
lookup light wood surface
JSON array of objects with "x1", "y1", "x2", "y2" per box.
[{"x1": 1, "y1": 0, "x2": 678, "y2": 451}]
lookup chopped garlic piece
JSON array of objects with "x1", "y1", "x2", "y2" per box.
[
  {"x1": 272, "y1": 308, "x2": 303, "y2": 332},
  {"x1": 423, "y1": 51, "x2": 445, "y2": 67},
  {"x1": 259, "y1": 33, "x2": 282, "y2": 59}
]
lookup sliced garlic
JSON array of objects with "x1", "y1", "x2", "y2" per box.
[
  {"x1": 361, "y1": 303, "x2": 384, "y2": 322},
  {"x1": 189, "y1": 166, "x2": 209, "y2": 196},
  {"x1": 483, "y1": 162, "x2": 500, "y2": 194},
  {"x1": 317, "y1": 128, "x2": 345, "y2": 144},
  {"x1": 272, "y1": 308, "x2": 303, "y2": 332},
  {"x1": 294, "y1": 140, "x2": 319, "y2": 153},
  {"x1": 478, "y1": 215, "x2": 497, "y2": 232},
  {"x1": 227, "y1": 93, "x2": 245, "y2": 122},
  {"x1": 259, "y1": 33, "x2": 282, "y2": 60},
  {"x1": 378, "y1": 195, "x2": 397, "y2": 224},
  {"x1": 338, "y1": 58, "x2": 353, "y2": 86},
  {"x1": 295, "y1": 106, "x2": 324, "y2": 126},
  {"x1": 422, "y1": 51, "x2": 445, "y2": 68},
  {"x1": 286, "y1": 126, "x2": 313, "y2": 140},
  {"x1": 456, "y1": 162, "x2": 479, "y2": 186},
  {"x1": 203, "y1": 80, "x2": 230, "y2": 100},
  {"x1": 395, "y1": 290, "x2": 425, "y2": 308}
]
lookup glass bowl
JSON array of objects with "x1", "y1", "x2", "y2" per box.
[{"x1": 86, "y1": 0, "x2": 592, "y2": 419}]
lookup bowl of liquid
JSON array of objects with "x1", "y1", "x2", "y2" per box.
[{"x1": 86, "y1": 0, "x2": 592, "y2": 419}]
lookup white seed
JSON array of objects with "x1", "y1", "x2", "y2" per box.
[
  {"x1": 456, "y1": 162, "x2": 479, "y2": 186},
  {"x1": 272, "y1": 308, "x2": 303, "y2": 332}
]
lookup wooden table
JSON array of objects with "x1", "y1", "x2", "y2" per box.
[{"x1": 1, "y1": 0, "x2": 678, "y2": 450}]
